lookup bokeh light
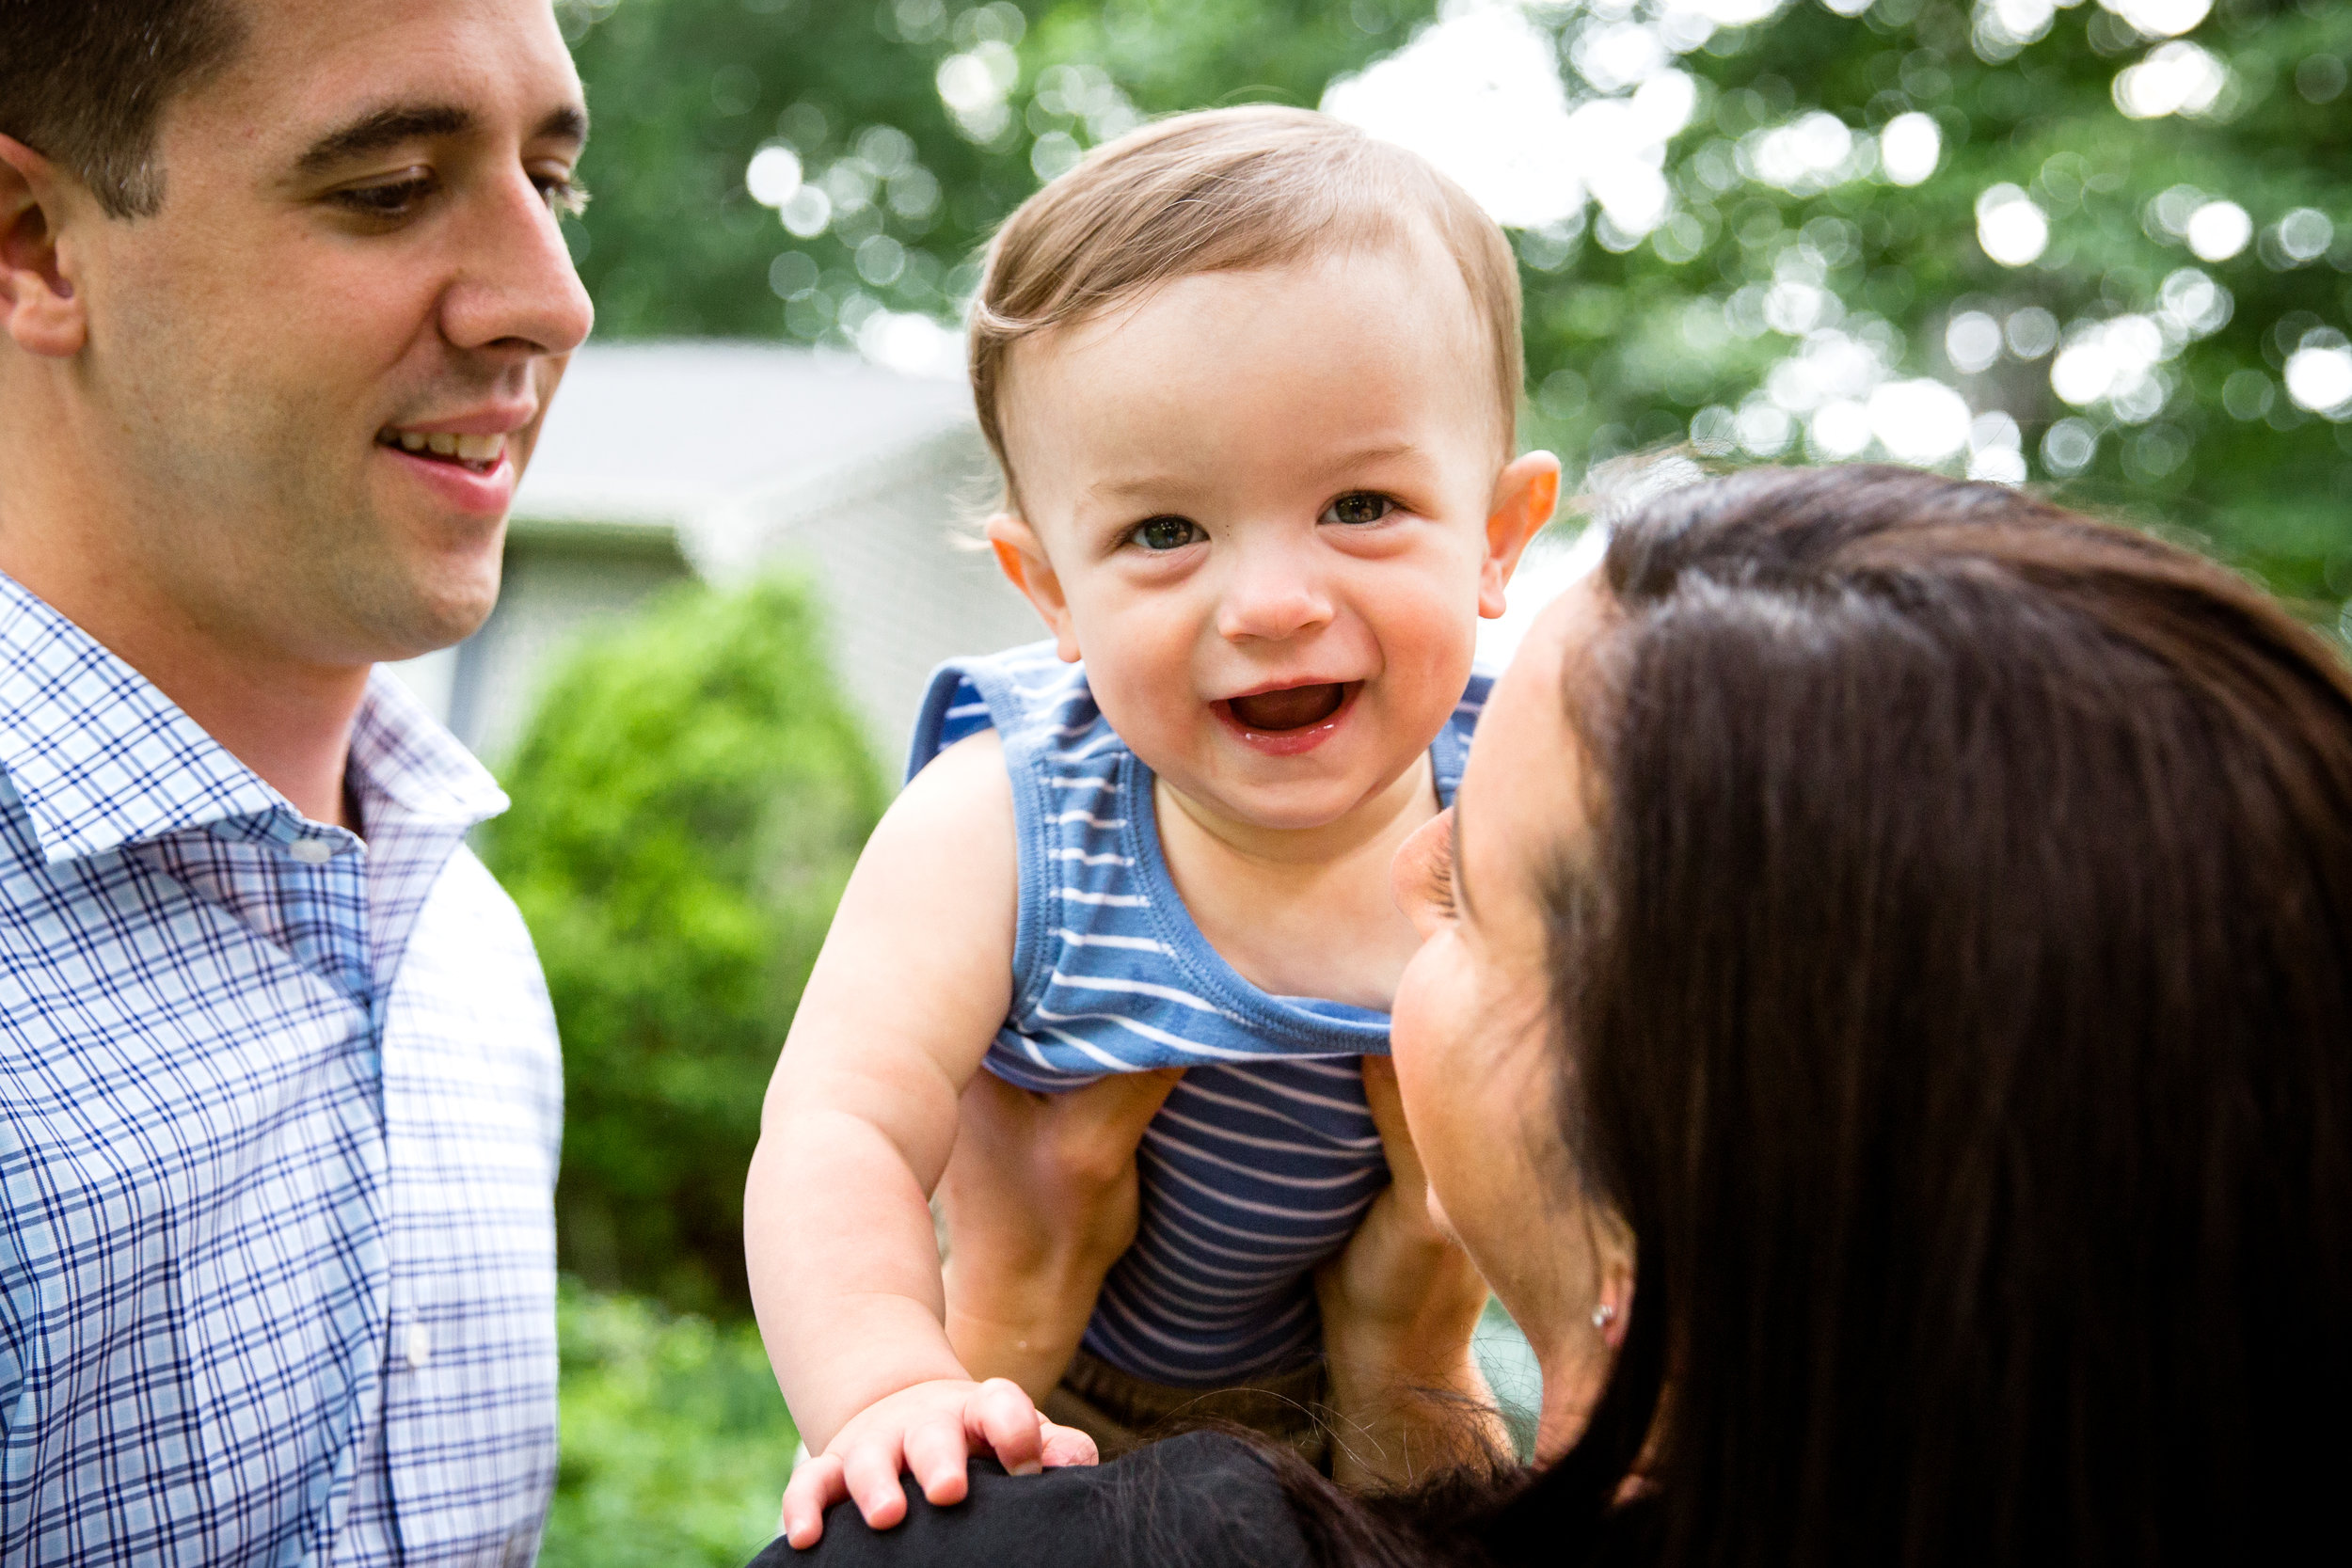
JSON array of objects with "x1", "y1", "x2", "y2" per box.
[
  {"x1": 744, "y1": 145, "x2": 803, "y2": 208},
  {"x1": 2100, "y1": 0, "x2": 2212, "y2": 39},
  {"x1": 2185, "y1": 198, "x2": 2251, "y2": 261},
  {"x1": 2284, "y1": 333, "x2": 2352, "y2": 418},
  {"x1": 1977, "y1": 184, "x2": 2051, "y2": 267},
  {"x1": 1878, "y1": 112, "x2": 1942, "y2": 186}
]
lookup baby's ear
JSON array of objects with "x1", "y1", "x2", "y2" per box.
[
  {"x1": 985, "y1": 514, "x2": 1082, "y2": 663},
  {"x1": 1480, "y1": 452, "x2": 1562, "y2": 619}
]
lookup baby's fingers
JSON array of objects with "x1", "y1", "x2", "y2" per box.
[
  {"x1": 780, "y1": 1453, "x2": 847, "y2": 1550},
  {"x1": 967, "y1": 1376, "x2": 1045, "y2": 1477},
  {"x1": 842, "y1": 1441, "x2": 912, "y2": 1530},
  {"x1": 903, "y1": 1415, "x2": 974, "y2": 1507},
  {"x1": 1039, "y1": 1418, "x2": 1101, "y2": 1469}
]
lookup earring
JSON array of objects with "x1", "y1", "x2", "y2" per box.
[{"x1": 1591, "y1": 1302, "x2": 1617, "y2": 1331}]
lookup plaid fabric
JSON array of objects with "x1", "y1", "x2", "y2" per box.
[{"x1": 0, "y1": 572, "x2": 564, "y2": 1566}]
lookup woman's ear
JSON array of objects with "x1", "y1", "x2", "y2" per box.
[
  {"x1": 1479, "y1": 451, "x2": 1563, "y2": 620},
  {"x1": 0, "y1": 135, "x2": 88, "y2": 359},
  {"x1": 985, "y1": 514, "x2": 1082, "y2": 663}
]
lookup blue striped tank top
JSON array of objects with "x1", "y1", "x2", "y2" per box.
[{"x1": 907, "y1": 642, "x2": 1487, "y2": 1386}]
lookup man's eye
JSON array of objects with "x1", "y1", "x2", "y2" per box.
[
  {"x1": 1323, "y1": 492, "x2": 1394, "y2": 526},
  {"x1": 332, "y1": 176, "x2": 436, "y2": 219},
  {"x1": 1130, "y1": 515, "x2": 1202, "y2": 552},
  {"x1": 535, "y1": 173, "x2": 590, "y2": 217}
]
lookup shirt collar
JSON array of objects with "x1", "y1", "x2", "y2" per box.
[
  {"x1": 0, "y1": 571, "x2": 504, "y2": 864},
  {"x1": 348, "y1": 662, "x2": 508, "y2": 833}
]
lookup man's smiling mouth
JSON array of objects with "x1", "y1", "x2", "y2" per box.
[
  {"x1": 377, "y1": 428, "x2": 507, "y2": 473},
  {"x1": 1223, "y1": 682, "x2": 1352, "y2": 732}
]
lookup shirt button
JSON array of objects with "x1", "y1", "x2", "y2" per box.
[
  {"x1": 287, "y1": 837, "x2": 334, "y2": 866},
  {"x1": 405, "y1": 1323, "x2": 433, "y2": 1369}
]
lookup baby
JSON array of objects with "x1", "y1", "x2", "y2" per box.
[{"x1": 747, "y1": 104, "x2": 1558, "y2": 1543}]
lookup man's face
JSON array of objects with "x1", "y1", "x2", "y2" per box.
[{"x1": 70, "y1": 0, "x2": 593, "y2": 667}]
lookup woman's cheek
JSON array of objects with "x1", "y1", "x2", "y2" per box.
[{"x1": 1390, "y1": 938, "x2": 1477, "y2": 1194}]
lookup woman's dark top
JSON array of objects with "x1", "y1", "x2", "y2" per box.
[
  {"x1": 747, "y1": 1432, "x2": 1314, "y2": 1568},
  {"x1": 745, "y1": 1431, "x2": 1669, "y2": 1568}
]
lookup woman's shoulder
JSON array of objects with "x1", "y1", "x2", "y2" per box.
[{"x1": 753, "y1": 1431, "x2": 1313, "y2": 1568}]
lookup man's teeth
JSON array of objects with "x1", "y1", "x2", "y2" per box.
[{"x1": 388, "y1": 430, "x2": 505, "y2": 463}]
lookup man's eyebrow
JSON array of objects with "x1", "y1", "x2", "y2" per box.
[
  {"x1": 535, "y1": 104, "x2": 591, "y2": 148},
  {"x1": 296, "y1": 104, "x2": 474, "y2": 174},
  {"x1": 293, "y1": 102, "x2": 588, "y2": 176}
]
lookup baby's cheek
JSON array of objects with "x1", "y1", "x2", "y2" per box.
[{"x1": 1089, "y1": 665, "x2": 1200, "y2": 754}]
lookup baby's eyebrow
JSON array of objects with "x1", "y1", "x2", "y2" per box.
[
  {"x1": 1082, "y1": 471, "x2": 1197, "y2": 501},
  {"x1": 1306, "y1": 440, "x2": 1423, "y2": 478}
]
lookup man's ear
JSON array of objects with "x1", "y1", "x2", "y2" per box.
[
  {"x1": 0, "y1": 135, "x2": 87, "y2": 358},
  {"x1": 1479, "y1": 451, "x2": 1563, "y2": 619},
  {"x1": 984, "y1": 513, "x2": 1082, "y2": 663}
]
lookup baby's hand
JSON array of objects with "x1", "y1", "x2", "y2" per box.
[{"x1": 779, "y1": 1376, "x2": 1098, "y2": 1549}]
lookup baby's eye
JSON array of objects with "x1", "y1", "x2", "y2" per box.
[
  {"x1": 1322, "y1": 492, "x2": 1394, "y2": 527},
  {"x1": 1130, "y1": 515, "x2": 1203, "y2": 552}
]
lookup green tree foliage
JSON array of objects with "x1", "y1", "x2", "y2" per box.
[
  {"x1": 1510, "y1": 0, "x2": 2352, "y2": 611},
  {"x1": 561, "y1": 0, "x2": 2352, "y2": 617},
  {"x1": 543, "y1": 1281, "x2": 797, "y2": 1567},
  {"x1": 559, "y1": 0, "x2": 1439, "y2": 340},
  {"x1": 483, "y1": 577, "x2": 884, "y2": 1313}
]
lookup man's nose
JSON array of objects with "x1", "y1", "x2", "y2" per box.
[
  {"x1": 1216, "y1": 540, "x2": 1336, "y2": 644},
  {"x1": 441, "y1": 169, "x2": 596, "y2": 360}
]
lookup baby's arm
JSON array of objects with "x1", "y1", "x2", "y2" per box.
[
  {"x1": 747, "y1": 734, "x2": 1073, "y2": 1539},
  {"x1": 939, "y1": 1064, "x2": 1184, "y2": 1399}
]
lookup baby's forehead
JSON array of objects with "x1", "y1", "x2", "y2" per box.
[
  {"x1": 1070, "y1": 223, "x2": 1482, "y2": 341},
  {"x1": 1005, "y1": 232, "x2": 1503, "y2": 441}
]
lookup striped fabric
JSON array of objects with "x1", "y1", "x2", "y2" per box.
[
  {"x1": 907, "y1": 643, "x2": 1485, "y2": 1386},
  {"x1": 0, "y1": 571, "x2": 564, "y2": 1566}
]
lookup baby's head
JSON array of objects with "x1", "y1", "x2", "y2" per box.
[{"x1": 976, "y1": 106, "x2": 1558, "y2": 834}]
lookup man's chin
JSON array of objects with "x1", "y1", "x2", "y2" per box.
[{"x1": 345, "y1": 562, "x2": 503, "y2": 667}]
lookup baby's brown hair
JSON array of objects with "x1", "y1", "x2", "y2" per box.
[{"x1": 969, "y1": 105, "x2": 1524, "y2": 510}]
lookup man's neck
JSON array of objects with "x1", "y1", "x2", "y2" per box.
[{"x1": 0, "y1": 477, "x2": 370, "y2": 830}]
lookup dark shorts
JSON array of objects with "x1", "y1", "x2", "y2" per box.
[{"x1": 1040, "y1": 1347, "x2": 1332, "y2": 1474}]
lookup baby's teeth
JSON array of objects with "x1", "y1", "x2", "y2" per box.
[
  {"x1": 454, "y1": 433, "x2": 503, "y2": 463},
  {"x1": 400, "y1": 431, "x2": 428, "y2": 452},
  {"x1": 427, "y1": 432, "x2": 459, "y2": 457}
]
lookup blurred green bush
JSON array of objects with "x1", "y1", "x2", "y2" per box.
[
  {"x1": 485, "y1": 575, "x2": 885, "y2": 1314},
  {"x1": 544, "y1": 1279, "x2": 797, "y2": 1568}
]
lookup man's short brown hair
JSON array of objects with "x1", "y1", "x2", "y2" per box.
[
  {"x1": 0, "y1": 0, "x2": 246, "y2": 219},
  {"x1": 969, "y1": 105, "x2": 1526, "y2": 507}
]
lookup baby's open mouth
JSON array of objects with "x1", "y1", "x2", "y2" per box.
[{"x1": 1224, "y1": 682, "x2": 1351, "y2": 732}]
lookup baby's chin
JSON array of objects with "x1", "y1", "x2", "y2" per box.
[{"x1": 1151, "y1": 748, "x2": 1430, "y2": 837}]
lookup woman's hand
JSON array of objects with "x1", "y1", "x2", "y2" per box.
[
  {"x1": 1316, "y1": 1056, "x2": 1507, "y2": 1488},
  {"x1": 939, "y1": 1067, "x2": 1183, "y2": 1399}
]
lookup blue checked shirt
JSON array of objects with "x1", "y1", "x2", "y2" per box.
[{"x1": 0, "y1": 572, "x2": 564, "y2": 1565}]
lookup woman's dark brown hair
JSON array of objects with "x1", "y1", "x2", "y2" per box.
[{"x1": 1283, "y1": 465, "x2": 2352, "y2": 1566}]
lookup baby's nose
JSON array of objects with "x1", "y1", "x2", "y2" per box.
[{"x1": 1216, "y1": 559, "x2": 1335, "y2": 643}]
